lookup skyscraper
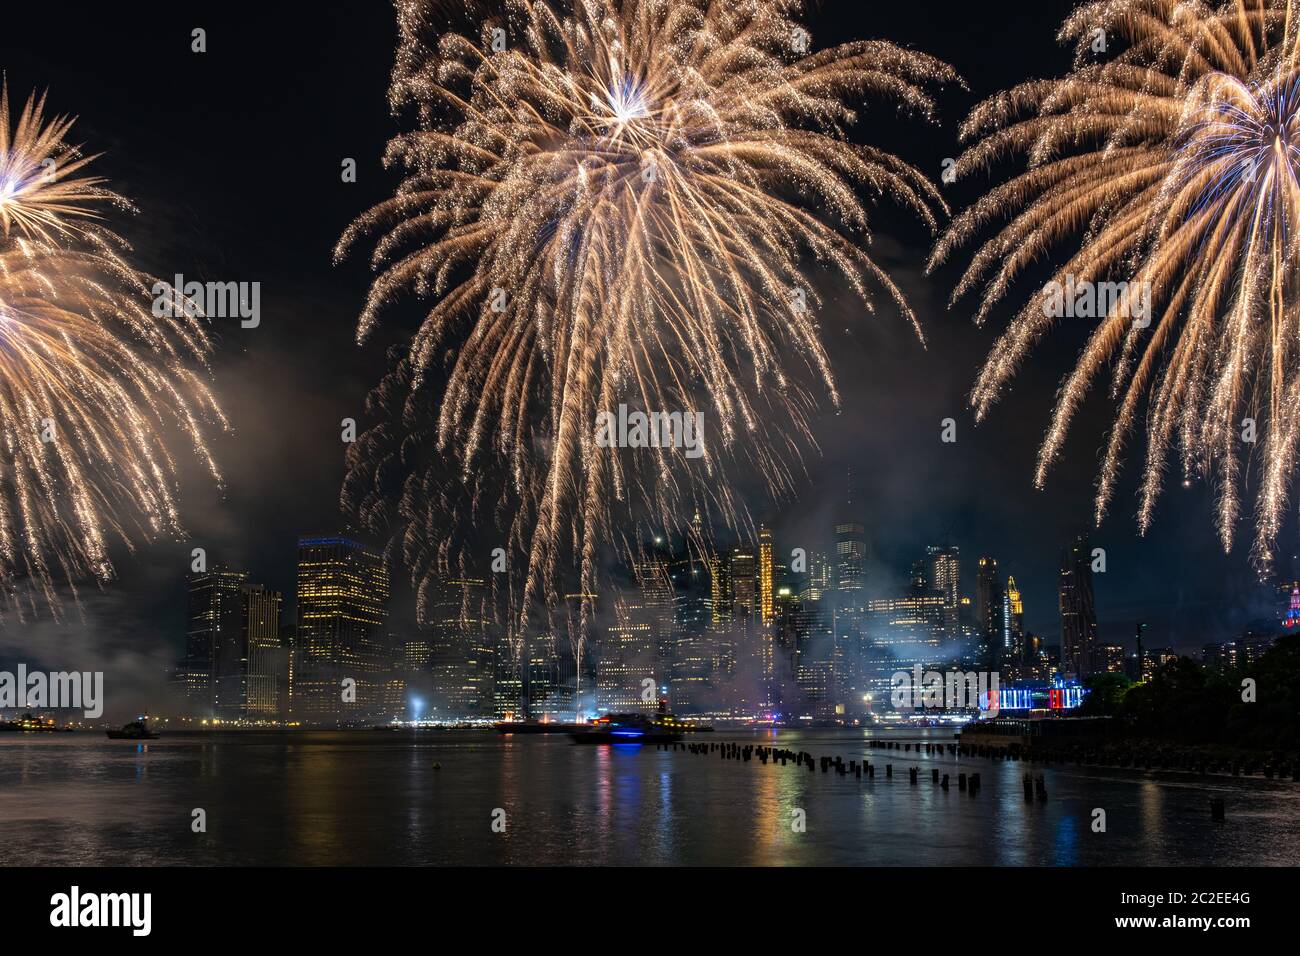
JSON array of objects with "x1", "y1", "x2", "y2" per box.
[
  {"x1": 1005, "y1": 575, "x2": 1025, "y2": 666},
  {"x1": 756, "y1": 525, "x2": 777, "y2": 704},
  {"x1": 184, "y1": 566, "x2": 248, "y2": 718},
  {"x1": 866, "y1": 593, "x2": 947, "y2": 653},
  {"x1": 710, "y1": 553, "x2": 734, "y2": 627},
  {"x1": 758, "y1": 524, "x2": 775, "y2": 627},
  {"x1": 833, "y1": 472, "x2": 867, "y2": 713},
  {"x1": 1059, "y1": 533, "x2": 1099, "y2": 679},
  {"x1": 597, "y1": 594, "x2": 656, "y2": 713},
  {"x1": 668, "y1": 547, "x2": 714, "y2": 714},
  {"x1": 975, "y1": 556, "x2": 1004, "y2": 667},
  {"x1": 924, "y1": 545, "x2": 960, "y2": 637},
  {"x1": 293, "y1": 535, "x2": 391, "y2": 723},
  {"x1": 800, "y1": 549, "x2": 830, "y2": 603},
  {"x1": 242, "y1": 584, "x2": 283, "y2": 719},
  {"x1": 731, "y1": 547, "x2": 757, "y2": 623},
  {"x1": 633, "y1": 541, "x2": 676, "y2": 699},
  {"x1": 426, "y1": 575, "x2": 495, "y2": 718},
  {"x1": 790, "y1": 588, "x2": 836, "y2": 719}
]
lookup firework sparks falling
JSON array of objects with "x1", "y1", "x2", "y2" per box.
[
  {"x1": 0, "y1": 87, "x2": 225, "y2": 618},
  {"x1": 338, "y1": 0, "x2": 957, "y2": 653},
  {"x1": 932, "y1": 0, "x2": 1300, "y2": 566}
]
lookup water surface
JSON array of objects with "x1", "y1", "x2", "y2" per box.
[{"x1": 1, "y1": 728, "x2": 1295, "y2": 865}]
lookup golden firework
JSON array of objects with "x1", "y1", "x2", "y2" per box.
[
  {"x1": 339, "y1": 0, "x2": 956, "y2": 650},
  {"x1": 0, "y1": 87, "x2": 225, "y2": 618},
  {"x1": 933, "y1": 0, "x2": 1300, "y2": 565}
]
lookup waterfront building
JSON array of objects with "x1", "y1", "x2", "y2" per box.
[
  {"x1": 242, "y1": 584, "x2": 283, "y2": 719},
  {"x1": 758, "y1": 524, "x2": 775, "y2": 627},
  {"x1": 975, "y1": 556, "x2": 1003, "y2": 668},
  {"x1": 668, "y1": 548, "x2": 713, "y2": 714},
  {"x1": 1058, "y1": 533, "x2": 1099, "y2": 679},
  {"x1": 596, "y1": 595, "x2": 656, "y2": 713},
  {"x1": 182, "y1": 566, "x2": 248, "y2": 718},
  {"x1": 833, "y1": 473, "x2": 867, "y2": 712},
  {"x1": 1004, "y1": 575, "x2": 1026, "y2": 669},
  {"x1": 425, "y1": 576, "x2": 495, "y2": 719},
  {"x1": 632, "y1": 541, "x2": 676, "y2": 703},
  {"x1": 731, "y1": 547, "x2": 757, "y2": 624},
  {"x1": 924, "y1": 545, "x2": 961, "y2": 637},
  {"x1": 292, "y1": 535, "x2": 391, "y2": 724}
]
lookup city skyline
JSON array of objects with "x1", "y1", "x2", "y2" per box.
[{"x1": 144, "y1": 477, "x2": 1296, "y2": 727}]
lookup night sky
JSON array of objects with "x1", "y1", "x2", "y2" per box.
[{"x1": 0, "y1": 1, "x2": 1287, "y2": 715}]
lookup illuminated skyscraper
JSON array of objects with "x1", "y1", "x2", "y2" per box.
[
  {"x1": 624, "y1": 540, "x2": 675, "y2": 703},
  {"x1": 866, "y1": 594, "x2": 947, "y2": 653},
  {"x1": 293, "y1": 535, "x2": 391, "y2": 723},
  {"x1": 1005, "y1": 575, "x2": 1025, "y2": 665},
  {"x1": 710, "y1": 554, "x2": 733, "y2": 627},
  {"x1": 790, "y1": 591, "x2": 836, "y2": 718},
  {"x1": 975, "y1": 557, "x2": 1004, "y2": 666},
  {"x1": 924, "y1": 545, "x2": 960, "y2": 636},
  {"x1": 800, "y1": 549, "x2": 830, "y2": 603},
  {"x1": 835, "y1": 523, "x2": 866, "y2": 593},
  {"x1": 666, "y1": 545, "x2": 713, "y2": 713},
  {"x1": 181, "y1": 568, "x2": 282, "y2": 722},
  {"x1": 1059, "y1": 533, "x2": 1099, "y2": 678},
  {"x1": 426, "y1": 576, "x2": 495, "y2": 718},
  {"x1": 597, "y1": 594, "x2": 656, "y2": 713},
  {"x1": 758, "y1": 525, "x2": 775, "y2": 626},
  {"x1": 833, "y1": 472, "x2": 867, "y2": 712},
  {"x1": 242, "y1": 584, "x2": 283, "y2": 719},
  {"x1": 731, "y1": 548, "x2": 757, "y2": 623},
  {"x1": 835, "y1": 470, "x2": 866, "y2": 593},
  {"x1": 184, "y1": 566, "x2": 248, "y2": 718}
]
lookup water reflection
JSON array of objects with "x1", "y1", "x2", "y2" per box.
[{"x1": 0, "y1": 729, "x2": 1296, "y2": 866}]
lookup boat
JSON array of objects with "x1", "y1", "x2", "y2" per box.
[
  {"x1": 105, "y1": 720, "x2": 159, "y2": 740},
  {"x1": 0, "y1": 713, "x2": 72, "y2": 732},
  {"x1": 570, "y1": 712, "x2": 684, "y2": 744},
  {"x1": 570, "y1": 699, "x2": 710, "y2": 744}
]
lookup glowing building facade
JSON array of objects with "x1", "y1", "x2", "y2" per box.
[{"x1": 292, "y1": 535, "x2": 391, "y2": 724}]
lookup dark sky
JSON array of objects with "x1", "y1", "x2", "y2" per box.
[{"x1": 0, "y1": 0, "x2": 1288, "y2": 713}]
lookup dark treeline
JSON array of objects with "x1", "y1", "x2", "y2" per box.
[{"x1": 1080, "y1": 634, "x2": 1300, "y2": 750}]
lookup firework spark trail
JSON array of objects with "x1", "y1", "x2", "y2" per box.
[
  {"x1": 0, "y1": 87, "x2": 225, "y2": 619},
  {"x1": 931, "y1": 0, "x2": 1300, "y2": 567},
  {"x1": 338, "y1": 0, "x2": 957, "y2": 658}
]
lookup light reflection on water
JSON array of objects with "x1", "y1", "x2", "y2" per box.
[{"x1": 1, "y1": 727, "x2": 1296, "y2": 865}]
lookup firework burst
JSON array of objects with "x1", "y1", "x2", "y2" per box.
[
  {"x1": 339, "y1": 0, "x2": 956, "y2": 652},
  {"x1": 0, "y1": 87, "x2": 225, "y2": 618},
  {"x1": 932, "y1": 0, "x2": 1300, "y2": 566}
]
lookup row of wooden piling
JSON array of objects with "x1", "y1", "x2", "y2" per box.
[
  {"x1": 658, "y1": 739, "x2": 1243, "y2": 819},
  {"x1": 660, "y1": 740, "x2": 991, "y2": 797}
]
